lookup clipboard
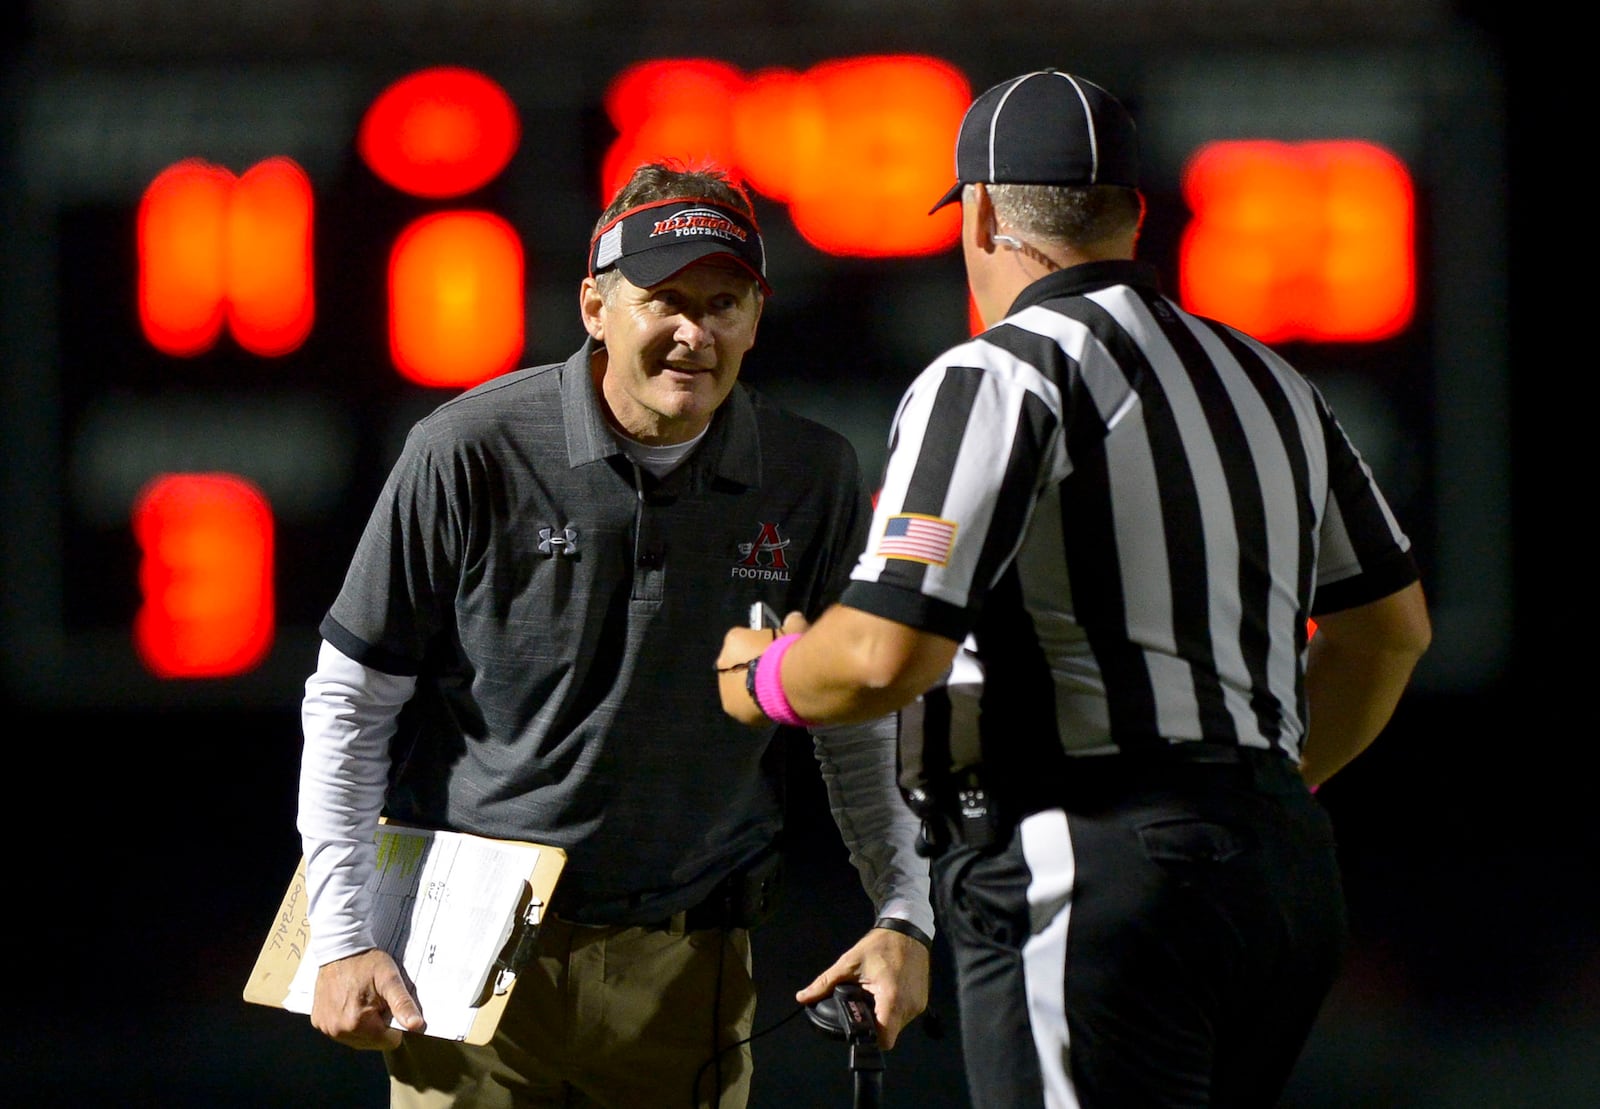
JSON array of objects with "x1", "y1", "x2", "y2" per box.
[{"x1": 244, "y1": 823, "x2": 566, "y2": 1045}]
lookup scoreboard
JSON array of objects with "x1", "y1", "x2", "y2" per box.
[{"x1": 0, "y1": 34, "x2": 1508, "y2": 709}]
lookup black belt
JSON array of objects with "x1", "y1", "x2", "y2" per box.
[
  {"x1": 1121, "y1": 742, "x2": 1259, "y2": 764},
  {"x1": 918, "y1": 744, "x2": 1299, "y2": 856},
  {"x1": 1106, "y1": 743, "x2": 1303, "y2": 785},
  {"x1": 553, "y1": 900, "x2": 730, "y2": 934},
  {"x1": 642, "y1": 898, "x2": 733, "y2": 934},
  {"x1": 570, "y1": 846, "x2": 783, "y2": 934},
  {"x1": 1058, "y1": 742, "x2": 1301, "y2": 771}
]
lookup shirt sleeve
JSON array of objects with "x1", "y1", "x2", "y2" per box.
[
  {"x1": 809, "y1": 716, "x2": 935, "y2": 940},
  {"x1": 297, "y1": 639, "x2": 417, "y2": 965},
  {"x1": 321, "y1": 421, "x2": 459, "y2": 673},
  {"x1": 1310, "y1": 387, "x2": 1420, "y2": 615},
  {"x1": 845, "y1": 349, "x2": 1063, "y2": 641}
]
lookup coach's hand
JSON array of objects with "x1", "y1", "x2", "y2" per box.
[
  {"x1": 311, "y1": 947, "x2": 425, "y2": 1050},
  {"x1": 797, "y1": 926, "x2": 930, "y2": 1050},
  {"x1": 717, "y1": 612, "x2": 809, "y2": 726}
]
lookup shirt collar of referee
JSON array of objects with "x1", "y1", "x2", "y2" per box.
[{"x1": 1003, "y1": 259, "x2": 1162, "y2": 319}]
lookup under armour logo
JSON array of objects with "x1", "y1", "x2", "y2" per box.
[{"x1": 538, "y1": 527, "x2": 579, "y2": 556}]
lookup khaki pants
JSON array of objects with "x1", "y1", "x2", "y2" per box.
[{"x1": 386, "y1": 916, "x2": 756, "y2": 1109}]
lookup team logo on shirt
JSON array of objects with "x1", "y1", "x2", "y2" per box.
[{"x1": 733, "y1": 522, "x2": 791, "y2": 581}]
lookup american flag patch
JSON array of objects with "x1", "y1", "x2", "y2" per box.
[{"x1": 876, "y1": 513, "x2": 957, "y2": 565}]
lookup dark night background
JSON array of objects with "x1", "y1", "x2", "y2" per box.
[{"x1": 5, "y1": 4, "x2": 1593, "y2": 1107}]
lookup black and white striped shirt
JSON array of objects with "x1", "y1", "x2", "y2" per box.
[{"x1": 840, "y1": 260, "x2": 1418, "y2": 801}]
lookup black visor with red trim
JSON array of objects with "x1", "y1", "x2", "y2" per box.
[{"x1": 588, "y1": 197, "x2": 771, "y2": 295}]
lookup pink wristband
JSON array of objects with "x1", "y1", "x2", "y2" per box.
[{"x1": 753, "y1": 633, "x2": 811, "y2": 727}]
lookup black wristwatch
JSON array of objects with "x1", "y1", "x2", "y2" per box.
[
  {"x1": 873, "y1": 916, "x2": 933, "y2": 950},
  {"x1": 744, "y1": 652, "x2": 767, "y2": 718}
]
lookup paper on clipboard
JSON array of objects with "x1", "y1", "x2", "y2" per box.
[{"x1": 279, "y1": 826, "x2": 543, "y2": 1042}]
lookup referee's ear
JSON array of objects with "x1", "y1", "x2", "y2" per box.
[
  {"x1": 962, "y1": 184, "x2": 1012, "y2": 330},
  {"x1": 968, "y1": 183, "x2": 1003, "y2": 254}
]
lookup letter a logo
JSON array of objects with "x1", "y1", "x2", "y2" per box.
[{"x1": 737, "y1": 522, "x2": 790, "y2": 570}]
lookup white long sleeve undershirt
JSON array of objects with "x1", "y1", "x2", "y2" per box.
[{"x1": 297, "y1": 639, "x2": 414, "y2": 966}]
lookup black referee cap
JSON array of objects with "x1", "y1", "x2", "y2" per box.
[{"x1": 930, "y1": 70, "x2": 1140, "y2": 213}]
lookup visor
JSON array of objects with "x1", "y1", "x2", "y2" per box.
[{"x1": 588, "y1": 196, "x2": 771, "y2": 295}]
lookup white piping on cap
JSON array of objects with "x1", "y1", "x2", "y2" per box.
[
  {"x1": 1057, "y1": 72, "x2": 1100, "y2": 182},
  {"x1": 986, "y1": 69, "x2": 1100, "y2": 184},
  {"x1": 985, "y1": 71, "x2": 1039, "y2": 182}
]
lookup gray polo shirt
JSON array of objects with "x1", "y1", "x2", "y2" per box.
[{"x1": 322, "y1": 340, "x2": 872, "y2": 924}]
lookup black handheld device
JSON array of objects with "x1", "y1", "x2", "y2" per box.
[
  {"x1": 807, "y1": 981, "x2": 884, "y2": 1106},
  {"x1": 806, "y1": 981, "x2": 878, "y2": 1045}
]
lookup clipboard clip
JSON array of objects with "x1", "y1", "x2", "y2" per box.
[{"x1": 492, "y1": 895, "x2": 546, "y2": 995}]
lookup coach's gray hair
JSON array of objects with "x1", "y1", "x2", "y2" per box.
[{"x1": 593, "y1": 160, "x2": 762, "y2": 300}]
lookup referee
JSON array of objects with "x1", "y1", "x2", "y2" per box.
[{"x1": 718, "y1": 69, "x2": 1432, "y2": 1107}]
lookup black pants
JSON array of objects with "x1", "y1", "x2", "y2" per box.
[{"x1": 932, "y1": 751, "x2": 1347, "y2": 1108}]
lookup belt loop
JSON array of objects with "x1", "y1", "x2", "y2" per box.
[{"x1": 665, "y1": 910, "x2": 689, "y2": 936}]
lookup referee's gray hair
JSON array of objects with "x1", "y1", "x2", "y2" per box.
[{"x1": 988, "y1": 183, "x2": 1144, "y2": 250}]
